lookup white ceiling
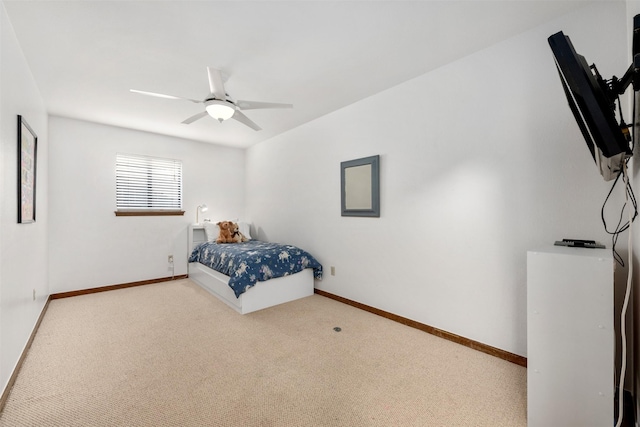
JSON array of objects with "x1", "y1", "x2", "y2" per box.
[{"x1": 4, "y1": 1, "x2": 592, "y2": 149}]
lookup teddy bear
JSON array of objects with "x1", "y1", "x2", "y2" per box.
[
  {"x1": 216, "y1": 221, "x2": 236, "y2": 244},
  {"x1": 231, "y1": 222, "x2": 249, "y2": 243},
  {"x1": 216, "y1": 221, "x2": 249, "y2": 244}
]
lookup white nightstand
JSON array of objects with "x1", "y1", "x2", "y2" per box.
[{"x1": 188, "y1": 224, "x2": 206, "y2": 257}]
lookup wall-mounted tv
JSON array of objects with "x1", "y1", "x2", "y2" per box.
[{"x1": 548, "y1": 31, "x2": 632, "y2": 181}]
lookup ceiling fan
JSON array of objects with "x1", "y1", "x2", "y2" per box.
[{"x1": 130, "y1": 67, "x2": 292, "y2": 131}]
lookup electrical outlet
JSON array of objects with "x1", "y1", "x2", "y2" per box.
[
  {"x1": 331, "y1": 266, "x2": 335, "y2": 276},
  {"x1": 168, "y1": 255, "x2": 174, "y2": 264}
]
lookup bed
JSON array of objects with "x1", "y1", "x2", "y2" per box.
[{"x1": 187, "y1": 224, "x2": 322, "y2": 314}]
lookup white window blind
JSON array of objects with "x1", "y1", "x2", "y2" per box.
[{"x1": 116, "y1": 153, "x2": 182, "y2": 211}]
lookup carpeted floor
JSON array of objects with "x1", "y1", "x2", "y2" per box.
[{"x1": 0, "y1": 279, "x2": 526, "y2": 426}]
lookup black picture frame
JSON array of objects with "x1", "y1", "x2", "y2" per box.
[
  {"x1": 341, "y1": 155, "x2": 380, "y2": 217},
  {"x1": 17, "y1": 115, "x2": 38, "y2": 224}
]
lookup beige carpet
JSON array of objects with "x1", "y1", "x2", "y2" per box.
[{"x1": 0, "y1": 279, "x2": 526, "y2": 426}]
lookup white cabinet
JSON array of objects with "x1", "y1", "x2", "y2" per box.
[
  {"x1": 527, "y1": 246, "x2": 614, "y2": 427},
  {"x1": 188, "y1": 224, "x2": 206, "y2": 256},
  {"x1": 187, "y1": 224, "x2": 207, "y2": 277}
]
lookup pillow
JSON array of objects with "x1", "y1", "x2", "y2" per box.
[
  {"x1": 203, "y1": 222, "x2": 220, "y2": 242},
  {"x1": 238, "y1": 222, "x2": 252, "y2": 240}
]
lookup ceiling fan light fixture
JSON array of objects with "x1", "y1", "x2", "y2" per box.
[{"x1": 205, "y1": 100, "x2": 235, "y2": 121}]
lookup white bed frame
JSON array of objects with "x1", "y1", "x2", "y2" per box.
[{"x1": 187, "y1": 224, "x2": 315, "y2": 314}]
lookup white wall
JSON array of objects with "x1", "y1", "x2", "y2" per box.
[
  {"x1": 0, "y1": 1, "x2": 48, "y2": 396},
  {"x1": 48, "y1": 117, "x2": 245, "y2": 293},
  {"x1": 246, "y1": 3, "x2": 628, "y2": 357}
]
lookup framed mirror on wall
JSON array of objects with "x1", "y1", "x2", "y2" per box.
[{"x1": 341, "y1": 155, "x2": 380, "y2": 217}]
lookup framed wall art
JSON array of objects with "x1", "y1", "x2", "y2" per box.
[
  {"x1": 17, "y1": 115, "x2": 38, "y2": 224},
  {"x1": 340, "y1": 155, "x2": 380, "y2": 217}
]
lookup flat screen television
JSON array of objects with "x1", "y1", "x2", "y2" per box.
[{"x1": 548, "y1": 31, "x2": 631, "y2": 181}]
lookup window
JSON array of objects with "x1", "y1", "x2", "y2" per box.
[{"x1": 115, "y1": 153, "x2": 184, "y2": 216}]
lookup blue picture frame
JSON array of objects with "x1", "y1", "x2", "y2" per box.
[{"x1": 340, "y1": 155, "x2": 380, "y2": 217}]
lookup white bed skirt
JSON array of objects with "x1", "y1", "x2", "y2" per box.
[{"x1": 188, "y1": 261, "x2": 314, "y2": 314}]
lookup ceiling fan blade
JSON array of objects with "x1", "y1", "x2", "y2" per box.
[
  {"x1": 181, "y1": 111, "x2": 209, "y2": 124},
  {"x1": 231, "y1": 110, "x2": 262, "y2": 131},
  {"x1": 130, "y1": 89, "x2": 201, "y2": 103},
  {"x1": 236, "y1": 100, "x2": 293, "y2": 110},
  {"x1": 207, "y1": 67, "x2": 226, "y2": 101}
]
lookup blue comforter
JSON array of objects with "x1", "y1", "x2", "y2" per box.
[{"x1": 188, "y1": 240, "x2": 323, "y2": 298}]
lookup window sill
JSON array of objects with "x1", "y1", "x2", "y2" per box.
[{"x1": 114, "y1": 210, "x2": 185, "y2": 217}]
